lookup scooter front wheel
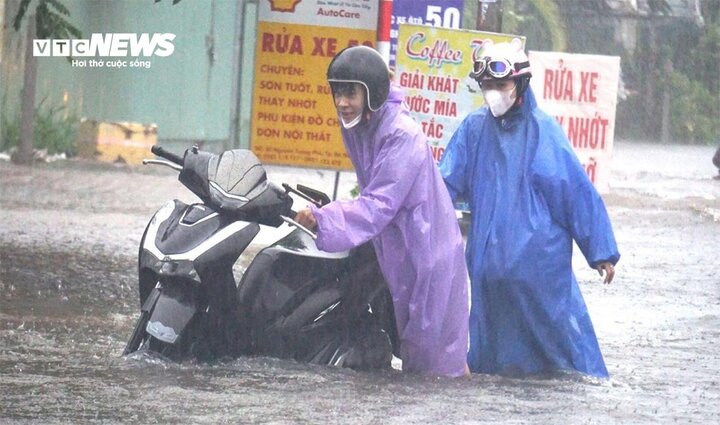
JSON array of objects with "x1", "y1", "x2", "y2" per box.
[
  {"x1": 122, "y1": 311, "x2": 150, "y2": 356},
  {"x1": 122, "y1": 316, "x2": 183, "y2": 360},
  {"x1": 139, "y1": 334, "x2": 184, "y2": 359}
]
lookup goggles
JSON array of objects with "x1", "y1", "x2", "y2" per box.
[{"x1": 469, "y1": 57, "x2": 530, "y2": 80}]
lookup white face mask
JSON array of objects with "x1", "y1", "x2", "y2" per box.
[
  {"x1": 341, "y1": 113, "x2": 362, "y2": 129},
  {"x1": 482, "y1": 88, "x2": 516, "y2": 117}
]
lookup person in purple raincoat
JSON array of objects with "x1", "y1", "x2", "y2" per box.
[{"x1": 295, "y1": 46, "x2": 469, "y2": 377}]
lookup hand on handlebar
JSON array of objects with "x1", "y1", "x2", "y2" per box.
[{"x1": 295, "y1": 208, "x2": 318, "y2": 231}]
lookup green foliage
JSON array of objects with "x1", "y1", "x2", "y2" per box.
[
  {"x1": 556, "y1": 0, "x2": 719, "y2": 144},
  {"x1": 13, "y1": 0, "x2": 81, "y2": 39},
  {"x1": 615, "y1": 95, "x2": 649, "y2": 141},
  {"x1": 462, "y1": 0, "x2": 567, "y2": 51},
  {"x1": 1, "y1": 101, "x2": 80, "y2": 155},
  {"x1": 668, "y1": 72, "x2": 719, "y2": 144},
  {"x1": 1, "y1": 115, "x2": 21, "y2": 153},
  {"x1": 504, "y1": 0, "x2": 567, "y2": 51},
  {"x1": 666, "y1": 14, "x2": 720, "y2": 144}
]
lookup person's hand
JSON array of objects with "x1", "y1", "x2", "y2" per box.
[
  {"x1": 596, "y1": 262, "x2": 615, "y2": 284},
  {"x1": 295, "y1": 208, "x2": 317, "y2": 230}
]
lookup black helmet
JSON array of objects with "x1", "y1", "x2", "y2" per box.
[{"x1": 327, "y1": 46, "x2": 390, "y2": 111}]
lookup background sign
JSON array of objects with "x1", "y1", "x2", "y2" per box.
[
  {"x1": 389, "y1": 0, "x2": 464, "y2": 68},
  {"x1": 529, "y1": 51, "x2": 620, "y2": 193},
  {"x1": 251, "y1": 0, "x2": 378, "y2": 169},
  {"x1": 394, "y1": 24, "x2": 522, "y2": 161}
]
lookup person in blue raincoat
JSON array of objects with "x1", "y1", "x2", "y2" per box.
[
  {"x1": 439, "y1": 39, "x2": 620, "y2": 377},
  {"x1": 295, "y1": 46, "x2": 470, "y2": 377}
]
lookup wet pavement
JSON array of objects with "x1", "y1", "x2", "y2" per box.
[{"x1": 1, "y1": 141, "x2": 719, "y2": 424}]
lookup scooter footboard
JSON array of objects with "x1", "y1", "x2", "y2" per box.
[{"x1": 253, "y1": 285, "x2": 341, "y2": 359}]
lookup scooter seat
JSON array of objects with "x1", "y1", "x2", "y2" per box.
[{"x1": 270, "y1": 228, "x2": 349, "y2": 260}]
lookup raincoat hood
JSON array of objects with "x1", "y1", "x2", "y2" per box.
[{"x1": 340, "y1": 83, "x2": 404, "y2": 146}]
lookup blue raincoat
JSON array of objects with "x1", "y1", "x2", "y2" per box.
[
  {"x1": 310, "y1": 85, "x2": 469, "y2": 377},
  {"x1": 439, "y1": 87, "x2": 619, "y2": 377}
]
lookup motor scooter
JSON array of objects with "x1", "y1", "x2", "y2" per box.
[{"x1": 122, "y1": 145, "x2": 398, "y2": 370}]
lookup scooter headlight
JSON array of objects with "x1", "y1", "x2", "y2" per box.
[
  {"x1": 151, "y1": 200, "x2": 176, "y2": 226},
  {"x1": 156, "y1": 259, "x2": 199, "y2": 282}
]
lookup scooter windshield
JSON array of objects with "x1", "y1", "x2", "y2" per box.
[{"x1": 207, "y1": 150, "x2": 267, "y2": 200}]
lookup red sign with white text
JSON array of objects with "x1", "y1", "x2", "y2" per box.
[{"x1": 529, "y1": 51, "x2": 621, "y2": 193}]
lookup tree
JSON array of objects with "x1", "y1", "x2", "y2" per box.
[
  {"x1": 466, "y1": 0, "x2": 567, "y2": 51},
  {"x1": 502, "y1": 0, "x2": 567, "y2": 51},
  {"x1": 11, "y1": 0, "x2": 80, "y2": 165}
]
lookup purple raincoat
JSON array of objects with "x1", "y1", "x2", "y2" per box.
[{"x1": 309, "y1": 85, "x2": 469, "y2": 377}]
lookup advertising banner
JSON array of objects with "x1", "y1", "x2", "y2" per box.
[
  {"x1": 250, "y1": 0, "x2": 378, "y2": 170},
  {"x1": 394, "y1": 24, "x2": 522, "y2": 161},
  {"x1": 389, "y1": 0, "x2": 464, "y2": 68},
  {"x1": 528, "y1": 51, "x2": 620, "y2": 193}
]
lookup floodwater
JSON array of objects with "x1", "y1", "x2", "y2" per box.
[{"x1": 1, "y1": 141, "x2": 719, "y2": 424}]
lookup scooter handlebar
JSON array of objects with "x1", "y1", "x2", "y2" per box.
[
  {"x1": 151, "y1": 145, "x2": 184, "y2": 166},
  {"x1": 280, "y1": 214, "x2": 317, "y2": 240}
]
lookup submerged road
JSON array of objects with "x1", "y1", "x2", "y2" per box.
[{"x1": 1, "y1": 141, "x2": 719, "y2": 424}]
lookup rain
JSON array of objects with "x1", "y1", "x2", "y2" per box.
[{"x1": 1, "y1": 1, "x2": 719, "y2": 423}]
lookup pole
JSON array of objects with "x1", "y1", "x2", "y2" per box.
[
  {"x1": 228, "y1": 0, "x2": 246, "y2": 149},
  {"x1": 377, "y1": 0, "x2": 393, "y2": 64},
  {"x1": 476, "y1": 0, "x2": 503, "y2": 33},
  {"x1": 17, "y1": 14, "x2": 36, "y2": 165},
  {"x1": 660, "y1": 58, "x2": 673, "y2": 144},
  {"x1": 332, "y1": 171, "x2": 340, "y2": 201}
]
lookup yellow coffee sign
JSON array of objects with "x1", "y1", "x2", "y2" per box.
[{"x1": 395, "y1": 24, "x2": 523, "y2": 161}]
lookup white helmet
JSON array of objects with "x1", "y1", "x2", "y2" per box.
[{"x1": 469, "y1": 38, "x2": 531, "y2": 82}]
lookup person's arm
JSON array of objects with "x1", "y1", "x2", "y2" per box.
[
  {"x1": 564, "y1": 166, "x2": 620, "y2": 274},
  {"x1": 439, "y1": 118, "x2": 471, "y2": 202},
  {"x1": 539, "y1": 122, "x2": 621, "y2": 276},
  {"x1": 310, "y1": 130, "x2": 424, "y2": 252}
]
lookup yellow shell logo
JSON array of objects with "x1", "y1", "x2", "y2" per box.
[{"x1": 269, "y1": 0, "x2": 302, "y2": 12}]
